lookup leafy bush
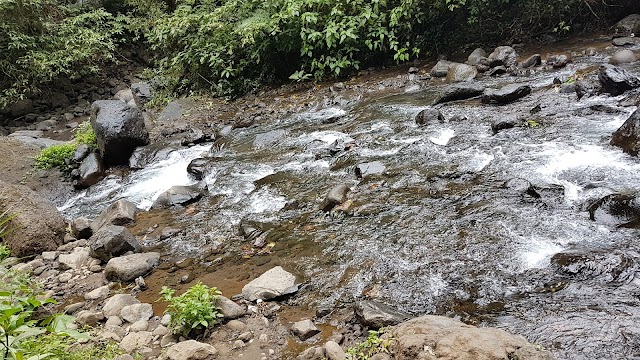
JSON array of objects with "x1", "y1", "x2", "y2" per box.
[
  {"x1": 0, "y1": 246, "x2": 9, "y2": 263},
  {"x1": 346, "y1": 328, "x2": 393, "y2": 360},
  {"x1": 74, "y1": 121, "x2": 97, "y2": 149},
  {"x1": 159, "y1": 282, "x2": 222, "y2": 338},
  {"x1": 34, "y1": 143, "x2": 76, "y2": 171}
]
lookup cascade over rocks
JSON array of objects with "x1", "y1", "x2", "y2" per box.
[
  {"x1": 387, "y1": 315, "x2": 555, "y2": 360},
  {"x1": 90, "y1": 100, "x2": 150, "y2": 166},
  {"x1": 0, "y1": 180, "x2": 65, "y2": 256},
  {"x1": 598, "y1": 64, "x2": 640, "y2": 96},
  {"x1": 611, "y1": 108, "x2": 640, "y2": 156}
]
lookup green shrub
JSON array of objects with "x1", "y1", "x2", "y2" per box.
[
  {"x1": 0, "y1": 246, "x2": 9, "y2": 263},
  {"x1": 346, "y1": 328, "x2": 393, "y2": 360},
  {"x1": 74, "y1": 121, "x2": 97, "y2": 149},
  {"x1": 34, "y1": 143, "x2": 77, "y2": 171},
  {"x1": 159, "y1": 282, "x2": 222, "y2": 338}
]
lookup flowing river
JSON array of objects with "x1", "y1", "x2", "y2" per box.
[{"x1": 60, "y1": 43, "x2": 640, "y2": 359}]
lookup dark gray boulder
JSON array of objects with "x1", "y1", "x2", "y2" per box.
[
  {"x1": 587, "y1": 193, "x2": 640, "y2": 228},
  {"x1": 433, "y1": 83, "x2": 485, "y2": 105},
  {"x1": 74, "y1": 152, "x2": 105, "y2": 189},
  {"x1": 599, "y1": 64, "x2": 640, "y2": 96},
  {"x1": 90, "y1": 100, "x2": 149, "y2": 166},
  {"x1": 415, "y1": 107, "x2": 445, "y2": 125},
  {"x1": 611, "y1": 108, "x2": 640, "y2": 156},
  {"x1": 521, "y1": 54, "x2": 542, "y2": 68},
  {"x1": 354, "y1": 300, "x2": 410, "y2": 329},
  {"x1": 152, "y1": 184, "x2": 203, "y2": 209},
  {"x1": 92, "y1": 199, "x2": 138, "y2": 232},
  {"x1": 613, "y1": 14, "x2": 640, "y2": 38},
  {"x1": 487, "y1": 46, "x2": 518, "y2": 68},
  {"x1": 89, "y1": 225, "x2": 141, "y2": 262},
  {"x1": 72, "y1": 144, "x2": 91, "y2": 163},
  {"x1": 546, "y1": 54, "x2": 570, "y2": 68},
  {"x1": 491, "y1": 116, "x2": 522, "y2": 134},
  {"x1": 482, "y1": 84, "x2": 532, "y2": 104},
  {"x1": 320, "y1": 184, "x2": 350, "y2": 211},
  {"x1": 186, "y1": 158, "x2": 210, "y2": 180}
]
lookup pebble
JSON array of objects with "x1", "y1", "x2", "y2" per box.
[
  {"x1": 58, "y1": 272, "x2": 73, "y2": 282},
  {"x1": 227, "y1": 320, "x2": 247, "y2": 332},
  {"x1": 233, "y1": 340, "x2": 245, "y2": 348}
]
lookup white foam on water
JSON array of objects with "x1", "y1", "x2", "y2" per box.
[
  {"x1": 248, "y1": 188, "x2": 287, "y2": 213},
  {"x1": 294, "y1": 131, "x2": 354, "y2": 146},
  {"x1": 520, "y1": 237, "x2": 564, "y2": 269},
  {"x1": 302, "y1": 107, "x2": 346, "y2": 123},
  {"x1": 461, "y1": 152, "x2": 494, "y2": 173},
  {"x1": 429, "y1": 128, "x2": 455, "y2": 146}
]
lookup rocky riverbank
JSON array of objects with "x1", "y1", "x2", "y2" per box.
[{"x1": 4, "y1": 14, "x2": 640, "y2": 360}]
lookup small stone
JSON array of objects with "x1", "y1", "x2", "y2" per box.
[
  {"x1": 218, "y1": 296, "x2": 245, "y2": 319},
  {"x1": 153, "y1": 324, "x2": 169, "y2": 337},
  {"x1": 114, "y1": 355, "x2": 135, "y2": 360},
  {"x1": 42, "y1": 251, "x2": 58, "y2": 261},
  {"x1": 89, "y1": 264, "x2": 103, "y2": 272},
  {"x1": 85, "y1": 285, "x2": 110, "y2": 300},
  {"x1": 227, "y1": 320, "x2": 247, "y2": 332},
  {"x1": 161, "y1": 314, "x2": 171, "y2": 326},
  {"x1": 233, "y1": 340, "x2": 245, "y2": 349},
  {"x1": 120, "y1": 303, "x2": 153, "y2": 323},
  {"x1": 105, "y1": 316, "x2": 123, "y2": 326},
  {"x1": 64, "y1": 302, "x2": 85, "y2": 314},
  {"x1": 291, "y1": 320, "x2": 320, "y2": 340},
  {"x1": 238, "y1": 332, "x2": 253, "y2": 341},
  {"x1": 75, "y1": 310, "x2": 104, "y2": 327},
  {"x1": 58, "y1": 247, "x2": 91, "y2": 270},
  {"x1": 58, "y1": 272, "x2": 73, "y2": 282},
  {"x1": 259, "y1": 334, "x2": 269, "y2": 343},
  {"x1": 241, "y1": 266, "x2": 299, "y2": 301},
  {"x1": 130, "y1": 320, "x2": 149, "y2": 332}
]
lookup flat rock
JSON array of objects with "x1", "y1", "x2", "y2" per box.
[
  {"x1": 482, "y1": 84, "x2": 532, "y2": 104},
  {"x1": 58, "y1": 247, "x2": 91, "y2": 270},
  {"x1": 121, "y1": 303, "x2": 153, "y2": 323},
  {"x1": 152, "y1": 184, "x2": 203, "y2": 209},
  {"x1": 105, "y1": 252, "x2": 160, "y2": 282},
  {"x1": 354, "y1": 300, "x2": 410, "y2": 329},
  {"x1": 291, "y1": 319, "x2": 320, "y2": 340},
  {"x1": 85, "y1": 285, "x2": 111, "y2": 301},
  {"x1": 355, "y1": 161, "x2": 386, "y2": 178},
  {"x1": 242, "y1": 266, "x2": 299, "y2": 301},
  {"x1": 433, "y1": 83, "x2": 485, "y2": 105},
  {"x1": 167, "y1": 340, "x2": 218, "y2": 360}
]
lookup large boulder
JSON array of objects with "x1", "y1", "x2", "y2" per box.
[
  {"x1": 446, "y1": 63, "x2": 477, "y2": 82},
  {"x1": 611, "y1": 108, "x2": 640, "y2": 156},
  {"x1": 388, "y1": 315, "x2": 554, "y2": 360},
  {"x1": 167, "y1": 340, "x2": 217, "y2": 360},
  {"x1": 430, "y1": 60, "x2": 454, "y2": 78},
  {"x1": 74, "y1": 152, "x2": 105, "y2": 189},
  {"x1": 613, "y1": 14, "x2": 640, "y2": 37},
  {"x1": 89, "y1": 225, "x2": 141, "y2": 262},
  {"x1": 598, "y1": 64, "x2": 640, "y2": 96},
  {"x1": 610, "y1": 49, "x2": 637, "y2": 65},
  {"x1": 151, "y1": 184, "x2": 204, "y2": 209},
  {"x1": 433, "y1": 83, "x2": 485, "y2": 105},
  {"x1": 91, "y1": 199, "x2": 138, "y2": 232},
  {"x1": 467, "y1": 48, "x2": 486, "y2": 66},
  {"x1": 104, "y1": 252, "x2": 160, "y2": 282},
  {"x1": 90, "y1": 100, "x2": 149, "y2": 166},
  {"x1": 487, "y1": 46, "x2": 518, "y2": 68},
  {"x1": 481, "y1": 84, "x2": 532, "y2": 104},
  {"x1": 0, "y1": 180, "x2": 65, "y2": 257},
  {"x1": 242, "y1": 266, "x2": 299, "y2": 301}
]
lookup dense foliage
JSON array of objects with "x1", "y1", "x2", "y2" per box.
[
  {"x1": 159, "y1": 282, "x2": 222, "y2": 338},
  {"x1": 34, "y1": 121, "x2": 97, "y2": 170},
  {"x1": 2, "y1": 0, "x2": 639, "y2": 104}
]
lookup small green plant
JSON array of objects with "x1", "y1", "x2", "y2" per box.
[
  {"x1": 0, "y1": 246, "x2": 9, "y2": 263},
  {"x1": 20, "y1": 333, "x2": 123, "y2": 360},
  {"x1": 34, "y1": 143, "x2": 77, "y2": 171},
  {"x1": 553, "y1": 20, "x2": 571, "y2": 35},
  {"x1": 73, "y1": 122, "x2": 97, "y2": 149},
  {"x1": 526, "y1": 119, "x2": 541, "y2": 128},
  {"x1": 159, "y1": 282, "x2": 222, "y2": 338},
  {"x1": 346, "y1": 328, "x2": 393, "y2": 360}
]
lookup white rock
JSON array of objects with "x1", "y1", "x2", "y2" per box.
[
  {"x1": 166, "y1": 340, "x2": 217, "y2": 359},
  {"x1": 85, "y1": 285, "x2": 110, "y2": 300},
  {"x1": 102, "y1": 294, "x2": 140, "y2": 317},
  {"x1": 120, "y1": 331, "x2": 153, "y2": 353},
  {"x1": 130, "y1": 319, "x2": 149, "y2": 332},
  {"x1": 120, "y1": 303, "x2": 153, "y2": 323},
  {"x1": 241, "y1": 266, "x2": 299, "y2": 301},
  {"x1": 58, "y1": 247, "x2": 91, "y2": 270}
]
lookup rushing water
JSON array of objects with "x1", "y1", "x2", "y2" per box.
[{"x1": 61, "y1": 51, "x2": 640, "y2": 359}]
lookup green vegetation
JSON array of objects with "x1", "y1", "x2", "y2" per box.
[
  {"x1": 20, "y1": 334, "x2": 123, "y2": 360},
  {"x1": 0, "y1": 246, "x2": 9, "y2": 263},
  {"x1": 159, "y1": 282, "x2": 222, "y2": 338},
  {"x1": 2, "y1": 0, "x2": 639, "y2": 104},
  {"x1": 34, "y1": 121, "x2": 97, "y2": 171},
  {"x1": 346, "y1": 328, "x2": 393, "y2": 360}
]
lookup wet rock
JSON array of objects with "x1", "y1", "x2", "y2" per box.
[
  {"x1": 613, "y1": 14, "x2": 640, "y2": 38},
  {"x1": 166, "y1": 340, "x2": 218, "y2": 360},
  {"x1": 598, "y1": 64, "x2": 640, "y2": 96},
  {"x1": 486, "y1": 66, "x2": 507, "y2": 77},
  {"x1": 355, "y1": 161, "x2": 386, "y2": 178},
  {"x1": 389, "y1": 315, "x2": 554, "y2": 360},
  {"x1": 0, "y1": 180, "x2": 66, "y2": 257},
  {"x1": 152, "y1": 184, "x2": 204, "y2": 208},
  {"x1": 320, "y1": 184, "x2": 350, "y2": 211},
  {"x1": 103, "y1": 294, "x2": 140, "y2": 317},
  {"x1": 254, "y1": 129, "x2": 289, "y2": 148},
  {"x1": 612, "y1": 37, "x2": 640, "y2": 47},
  {"x1": 89, "y1": 225, "x2": 140, "y2": 262},
  {"x1": 131, "y1": 82, "x2": 153, "y2": 106},
  {"x1": 324, "y1": 341, "x2": 347, "y2": 360},
  {"x1": 415, "y1": 107, "x2": 444, "y2": 125},
  {"x1": 446, "y1": 63, "x2": 477, "y2": 82},
  {"x1": 129, "y1": 145, "x2": 177, "y2": 170},
  {"x1": 291, "y1": 320, "x2": 320, "y2": 340},
  {"x1": 467, "y1": 48, "x2": 486, "y2": 66},
  {"x1": 354, "y1": 300, "x2": 410, "y2": 329},
  {"x1": 120, "y1": 303, "x2": 153, "y2": 323},
  {"x1": 180, "y1": 128, "x2": 210, "y2": 146},
  {"x1": 120, "y1": 331, "x2": 153, "y2": 353},
  {"x1": 430, "y1": 60, "x2": 453, "y2": 78},
  {"x1": 105, "y1": 252, "x2": 160, "y2": 282},
  {"x1": 587, "y1": 193, "x2": 640, "y2": 227},
  {"x1": 91, "y1": 199, "x2": 138, "y2": 232},
  {"x1": 521, "y1": 54, "x2": 542, "y2": 68},
  {"x1": 610, "y1": 49, "x2": 637, "y2": 65},
  {"x1": 72, "y1": 144, "x2": 91, "y2": 162},
  {"x1": 487, "y1": 46, "x2": 518, "y2": 68},
  {"x1": 187, "y1": 158, "x2": 210, "y2": 180},
  {"x1": 90, "y1": 100, "x2": 149, "y2": 166},
  {"x1": 546, "y1": 54, "x2": 570, "y2": 68},
  {"x1": 71, "y1": 217, "x2": 93, "y2": 239},
  {"x1": 297, "y1": 346, "x2": 325, "y2": 360},
  {"x1": 74, "y1": 152, "x2": 105, "y2": 189},
  {"x1": 575, "y1": 79, "x2": 601, "y2": 99},
  {"x1": 611, "y1": 108, "x2": 640, "y2": 156},
  {"x1": 85, "y1": 285, "x2": 110, "y2": 300},
  {"x1": 242, "y1": 266, "x2": 299, "y2": 301},
  {"x1": 551, "y1": 248, "x2": 637, "y2": 283},
  {"x1": 433, "y1": 83, "x2": 485, "y2": 105},
  {"x1": 482, "y1": 84, "x2": 532, "y2": 104},
  {"x1": 218, "y1": 296, "x2": 245, "y2": 319},
  {"x1": 58, "y1": 247, "x2": 91, "y2": 270}
]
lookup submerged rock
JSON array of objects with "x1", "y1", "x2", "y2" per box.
[
  {"x1": 355, "y1": 300, "x2": 410, "y2": 329},
  {"x1": 611, "y1": 108, "x2": 640, "y2": 155},
  {"x1": 388, "y1": 315, "x2": 554, "y2": 360},
  {"x1": 482, "y1": 84, "x2": 532, "y2": 104},
  {"x1": 587, "y1": 192, "x2": 640, "y2": 228},
  {"x1": 105, "y1": 252, "x2": 160, "y2": 282},
  {"x1": 598, "y1": 64, "x2": 640, "y2": 96},
  {"x1": 90, "y1": 100, "x2": 149, "y2": 166},
  {"x1": 415, "y1": 107, "x2": 445, "y2": 125},
  {"x1": 0, "y1": 180, "x2": 65, "y2": 257},
  {"x1": 152, "y1": 184, "x2": 204, "y2": 208},
  {"x1": 242, "y1": 266, "x2": 299, "y2": 301}
]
